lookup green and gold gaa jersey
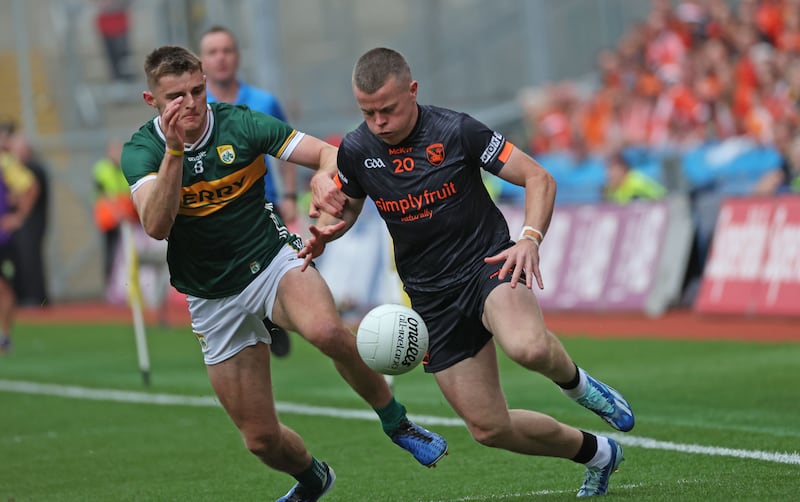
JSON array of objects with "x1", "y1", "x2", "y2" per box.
[{"x1": 121, "y1": 103, "x2": 305, "y2": 298}]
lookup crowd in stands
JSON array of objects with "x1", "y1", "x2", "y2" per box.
[
  {"x1": 510, "y1": 0, "x2": 800, "y2": 206},
  {"x1": 496, "y1": 0, "x2": 800, "y2": 304}
]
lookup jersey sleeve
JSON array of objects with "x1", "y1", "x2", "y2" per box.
[
  {"x1": 249, "y1": 108, "x2": 305, "y2": 161},
  {"x1": 335, "y1": 140, "x2": 367, "y2": 199},
  {"x1": 121, "y1": 135, "x2": 161, "y2": 191},
  {"x1": 460, "y1": 114, "x2": 514, "y2": 175}
]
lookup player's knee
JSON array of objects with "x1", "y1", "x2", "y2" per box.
[
  {"x1": 242, "y1": 427, "x2": 282, "y2": 458},
  {"x1": 508, "y1": 336, "x2": 551, "y2": 370},
  {"x1": 468, "y1": 422, "x2": 508, "y2": 448},
  {"x1": 305, "y1": 320, "x2": 352, "y2": 357}
]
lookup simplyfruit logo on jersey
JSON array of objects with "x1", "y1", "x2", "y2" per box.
[{"x1": 373, "y1": 182, "x2": 457, "y2": 222}]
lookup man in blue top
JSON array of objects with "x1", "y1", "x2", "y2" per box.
[{"x1": 200, "y1": 25, "x2": 297, "y2": 357}]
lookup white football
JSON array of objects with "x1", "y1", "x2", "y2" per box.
[{"x1": 356, "y1": 304, "x2": 429, "y2": 375}]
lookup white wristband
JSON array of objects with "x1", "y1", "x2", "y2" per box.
[
  {"x1": 519, "y1": 226, "x2": 544, "y2": 243},
  {"x1": 519, "y1": 234, "x2": 540, "y2": 247}
]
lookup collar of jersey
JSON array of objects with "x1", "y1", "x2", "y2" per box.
[{"x1": 153, "y1": 104, "x2": 214, "y2": 152}]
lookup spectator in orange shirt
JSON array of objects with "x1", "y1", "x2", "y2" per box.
[{"x1": 93, "y1": 139, "x2": 138, "y2": 283}]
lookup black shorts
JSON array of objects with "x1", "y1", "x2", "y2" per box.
[{"x1": 409, "y1": 259, "x2": 521, "y2": 373}]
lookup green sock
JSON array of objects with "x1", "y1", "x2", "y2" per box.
[
  {"x1": 293, "y1": 457, "x2": 327, "y2": 492},
  {"x1": 375, "y1": 397, "x2": 407, "y2": 435}
]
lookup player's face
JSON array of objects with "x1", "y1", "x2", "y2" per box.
[
  {"x1": 355, "y1": 75, "x2": 419, "y2": 145},
  {"x1": 146, "y1": 69, "x2": 208, "y2": 140},
  {"x1": 199, "y1": 32, "x2": 239, "y2": 85}
]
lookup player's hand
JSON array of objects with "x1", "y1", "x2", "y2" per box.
[
  {"x1": 298, "y1": 220, "x2": 347, "y2": 271},
  {"x1": 484, "y1": 239, "x2": 543, "y2": 290},
  {"x1": 162, "y1": 96, "x2": 186, "y2": 149},
  {"x1": 308, "y1": 172, "x2": 346, "y2": 218}
]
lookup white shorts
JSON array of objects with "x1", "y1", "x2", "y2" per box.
[{"x1": 187, "y1": 244, "x2": 303, "y2": 365}]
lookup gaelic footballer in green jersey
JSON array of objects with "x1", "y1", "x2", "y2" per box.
[{"x1": 123, "y1": 102, "x2": 304, "y2": 298}]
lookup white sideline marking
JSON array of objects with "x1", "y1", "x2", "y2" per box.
[
  {"x1": 430, "y1": 484, "x2": 646, "y2": 501},
  {"x1": 2, "y1": 379, "x2": 798, "y2": 466}
]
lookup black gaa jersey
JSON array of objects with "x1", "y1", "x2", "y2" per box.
[
  {"x1": 121, "y1": 103, "x2": 304, "y2": 298},
  {"x1": 337, "y1": 104, "x2": 515, "y2": 293}
]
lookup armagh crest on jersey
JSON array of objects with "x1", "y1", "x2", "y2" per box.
[{"x1": 337, "y1": 104, "x2": 515, "y2": 293}]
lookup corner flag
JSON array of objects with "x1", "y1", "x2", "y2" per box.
[{"x1": 121, "y1": 220, "x2": 151, "y2": 386}]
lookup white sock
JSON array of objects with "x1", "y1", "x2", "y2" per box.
[
  {"x1": 561, "y1": 367, "x2": 588, "y2": 399},
  {"x1": 585, "y1": 436, "x2": 612, "y2": 469}
]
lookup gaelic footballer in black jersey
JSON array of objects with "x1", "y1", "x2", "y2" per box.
[{"x1": 336, "y1": 104, "x2": 515, "y2": 295}]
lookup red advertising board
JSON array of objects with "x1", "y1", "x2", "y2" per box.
[
  {"x1": 755, "y1": 197, "x2": 800, "y2": 314},
  {"x1": 695, "y1": 195, "x2": 800, "y2": 315}
]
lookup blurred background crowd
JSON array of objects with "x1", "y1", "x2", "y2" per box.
[
  {"x1": 517, "y1": 0, "x2": 800, "y2": 199},
  {"x1": 498, "y1": 0, "x2": 800, "y2": 304},
  {"x1": 0, "y1": 0, "x2": 797, "y2": 312}
]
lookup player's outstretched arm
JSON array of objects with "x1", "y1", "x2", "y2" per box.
[
  {"x1": 308, "y1": 170, "x2": 346, "y2": 218},
  {"x1": 285, "y1": 135, "x2": 346, "y2": 218},
  {"x1": 298, "y1": 220, "x2": 346, "y2": 271},
  {"x1": 496, "y1": 146, "x2": 556, "y2": 235},
  {"x1": 484, "y1": 146, "x2": 556, "y2": 290},
  {"x1": 298, "y1": 196, "x2": 365, "y2": 271}
]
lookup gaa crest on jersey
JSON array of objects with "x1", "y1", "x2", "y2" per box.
[
  {"x1": 217, "y1": 145, "x2": 236, "y2": 164},
  {"x1": 426, "y1": 143, "x2": 445, "y2": 166},
  {"x1": 249, "y1": 261, "x2": 261, "y2": 274}
]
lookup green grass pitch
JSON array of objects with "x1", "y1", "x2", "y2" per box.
[{"x1": 1, "y1": 322, "x2": 798, "y2": 501}]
